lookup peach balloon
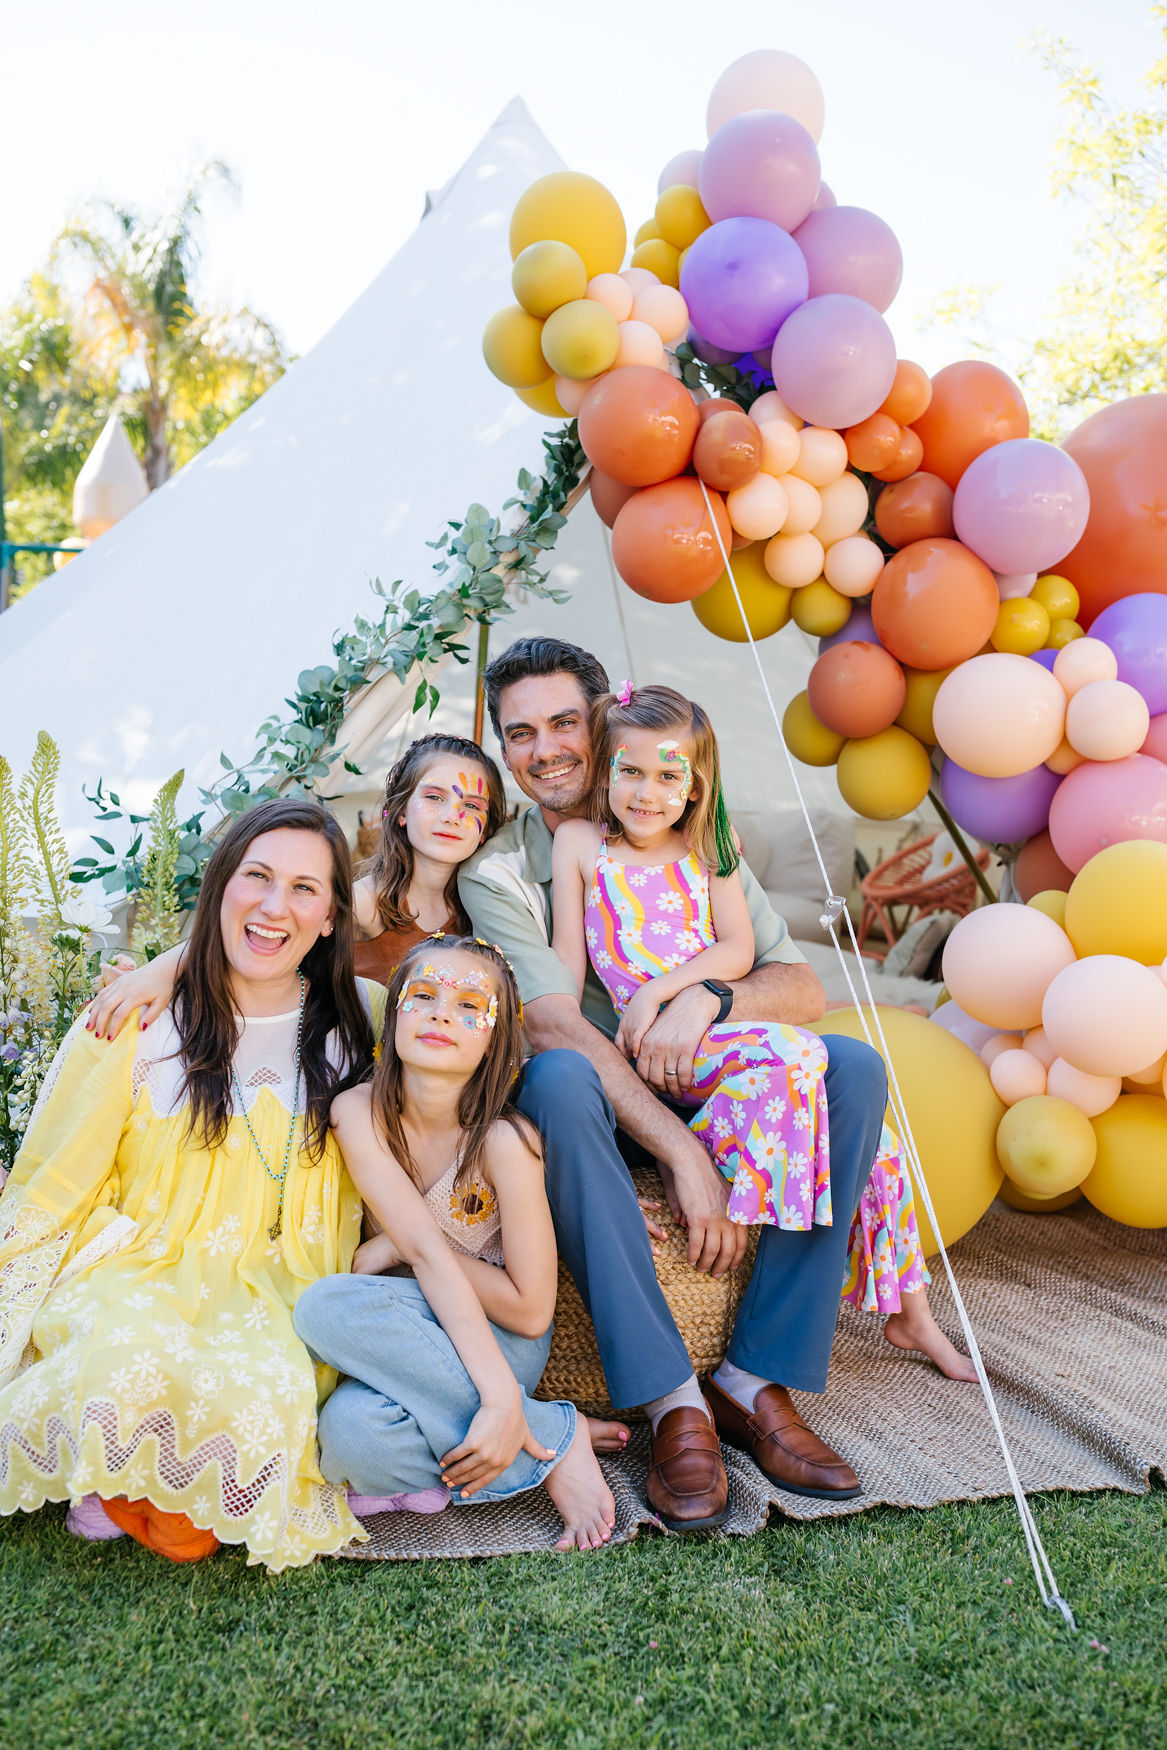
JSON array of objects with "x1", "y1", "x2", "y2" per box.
[
  {"x1": 586, "y1": 274, "x2": 634, "y2": 322},
  {"x1": 777, "y1": 475, "x2": 823, "y2": 536},
  {"x1": 980, "y1": 1032, "x2": 1024, "y2": 1067},
  {"x1": 1064, "y1": 679, "x2": 1150, "y2": 762},
  {"x1": 613, "y1": 320, "x2": 667, "y2": 370},
  {"x1": 1022, "y1": 1027, "x2": 1058, "y2": 1069},
  {"x1": 1141, "y1": 713, "x2": 1167, "y2": 764},
  {"x1": 749, "y1": 390, "x2": 803, "y2": 430},
  {"x1": 758, "y1": 420, "x2": 802, "y2": 477},
  {"x1": 824, "y1": 535, "x2": 886, "y2": 599},
  {"x1": 932, "y1": 654, "x2": 1067, "y2": 777},
  {"x1": 1052, "y1": 636, "x2": 1118, "y2": 698},
  {"x1": 555, "y1": 375, "x2": 596, "y2": 416},
  {"x1": 812, "y1": 473, "x2": 870, "y2": 547},
  {"x1": 791, "y1": 427, "x2": 849, "y2": 487},
  {"x1": 764, "y1": 531, "x2": 826, "y2": 589},
  {"x1": 620, "y1": 267, "x2": 660, "y2": 294},
  {"x1": 1042, "y1": 955, "x2": 1167, "y2": 1077},
  {"x1": 1014, "y1": 830, "x2": 1075, "y2": 900},
  {"x1": 873, "y1": 473, "x2": 956, "y2": 549},
  {"x1": 1045, "y1": 1057, "x2": 1122, "y2": 1117},
  {"x1": 989, "y1": 1048, "x2": 1048, "y2": 1105},
  {"x1": 726, "y1": 473, "x2": 790, "y2": 541},
  {"x1": 844, "y1": 413, "x2": 901, "y2": 474},
  {"x1": 879, "y1": 359, "x2": 932, "y2": 426},
  {"x1": 1045, "y1": 737, "x2": 1084, "y2": 776},
  {"x1": 942, "y1": 903, "x2": 1078, "y2": 1031},
  {"x1": 632, "y1": 284, "x2": 689, "y2": 345},
  {"x1": 1126, "y1": 1051, "x2": 1167, "y2": 1087}
]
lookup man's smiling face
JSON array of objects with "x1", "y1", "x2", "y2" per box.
[{"x1": 496, "y1": 672, "x2": 595, "y2": 825}]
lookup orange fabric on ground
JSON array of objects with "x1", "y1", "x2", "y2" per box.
[{"x1": 101, "y1": 1496, "x2": 220, "y2": 1564}]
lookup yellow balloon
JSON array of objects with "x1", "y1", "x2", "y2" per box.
[
  {"x1": 1083, "y1": 1093, "x2": 1167, "y2": 1226},
  {"x1": 895, "y1": 664, "x2": 953, "y2": 745},
  {"x1": 1026, "y1": 889, "x2": 1068, "y2": 928},
  {"x1": 654, "y1": 184, "x2": 712, "y2": 250},
  {"x1": 991, "y1": 596, "x2": 1051, "y2": 656},
  {"x1": 510, "y1": 172, "x2": 627, "y2": 278},
  {"x1": 995, "y1": 1095, "x2": 1097, "y2": 1199},
  {"x1": 836, "y1": 726, "x2": 932, "y2": 820},
  {"x1": 482, "y1": 305, "x2": 548, "y2": 389},
  {"x1": 515, "y1": 377, "x2": 570, "y2": 418},
  {"x1": 540, "y1": 299, "x2": 620, "y2": 380},
  {"x1": 1045, "y1": 617, "x2": 1084, "y2": 650},
  {"x1": 1063, "y1": 840, "x2": 1167, "y2": 965},
  {"x1": 815, "y1": 1006, "x2": 1004, "y2": 1255},
  {"x1": 630, "y1": 238, "x2": 681, "y2": 287},
  {"x1": 790, "y1": 578, "x2": 850, "y2": 635},
  {"x1": 511, "y1": 240, "x2": 588, "y2": 318},
  {"x1": 692, "y1": 541, "x2": 792, "y2": 642},
  {"x1": 998, "y1": 1179, "x2": 1083, "y2": 1212},
  {"x1": 1031, "y1": 573, "x2": 1080, "y2": 621},
  {"x1": 634, "y1": 218, "x2": 662, "y2": 247},
  {"x1": 782, "y1": 691, "x2": 846, "y2": 766}
]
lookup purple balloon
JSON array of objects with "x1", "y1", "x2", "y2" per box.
[
  {"x1": 1089, "y1": 593, "x2": 1167, "y2": 715},
  {"x1": 818, "y1": 603, "x2": 878, "y2": 654},
  {"x1": 681, "y1": 217, "x2": 808, "y2": 354},
  {"x1": 953, "y1": 439, "x2": 1090, "y2": 575},
  {"x1": 1029, "y1": 647, "x2": 1059, "y2": 672},
  {"x1": 940, "y1": 757, "x2": 1062, "y2": 845},
  {"x1": 686, "y1": 324, "x2": 740, "y2": 366},
  {"x1": 770, "y1": 293, "x2": 897, "y2": 429},
  {"x1": 699, "y1": 109, "x2": 821, "y2": 232},
  {"x1": 792, "y1": 206, "x2": 903, "y2": 314}
]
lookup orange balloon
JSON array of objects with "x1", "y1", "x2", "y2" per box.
[
  {"x1": 693, "y1": 410, "x2": 763, "y2": 492},
  {"x1": 844, "y1": 413, "x2": 901, "y2": 473},
  {"x1": 1060, "y1": 394, "x2": 1167, "y2": 627},
  {"x1": 871, "y1": 427, "x2": 924, "y2": 483},
  {"x1": 880, "y1": 360, "x2": 932, "y2": 425},
  {"x1": 871, "y1": 537, "x2": 999, "y2": 669},
  {"x1": 611, "y1": 478, "x2": 732, "y2": 602},
  {"x1": 577, "y1": 365, "x2": 699, "y2": 487},
  {"x1": 807, "y1": 641, "x2": 907, "y2": 739},
  {"x1": 589, "y1": 468, "x2": 637, "y2": 530},
  {"x1": 1013, "y1": 830, "x2": 1075, "y2": 902},
  {"x1": 911, "y1": 360, "x2": 1029, "y2": 489},
  {"x1": 874, "y1": 472, "x2": 956, "y2": 548},
  {"x1": 697, "y1": 396, "x2": 742, "y2": 425}
]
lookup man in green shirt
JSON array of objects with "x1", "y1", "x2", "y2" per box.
[{"x1": 460, "y1": 636, "x2": 887, "y2": 1530}]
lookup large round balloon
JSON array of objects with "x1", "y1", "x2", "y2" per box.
[
  {"x1": 996, "y1": 1096, "x2": 1097, "y2": 1200},
  {"x1": 1014, "y1": 830, "x2": 1075, "y2": 901},
  {"x1": 940, "y1": 759, "x2": 1061, "y2": 845},
  {"x1": 770, "y1": 294, "x2": 897, "y2": 430},
  {"x1": 1082, "y1": 1094, "x2": 1167, "y2": 1227},
  {"x1": 1060, "y1": 396, "x2": 1167, "y2": 626},
  {"x1": 680, "y1": 218, "x2": 808, "y2": 354},
  {"x1": 782, "y1": 690, "x2": 846, "y2": 765},
  {"x1": 807, "y1": 641, "x2": 906, "y2": 739},
  {"x1": 1088, "y1": 593, "x2": 1167, "y2": 715},
  {"x1": 792, "y1": 206, "x2": 903, "y2": 313},
  {"x1": 509, "y1": 172, "x2": 627, "y2": 279},
  {"x1": 871, "y1": 538, "x2": 999, "y2": 670},
  {"x1": 692, "y1": 540, "x2": 792, "y2": 641},
  {"x1": 1063, "y1": 841, "x2": 1167, "y2": 965},
  {"x1": 835, "y1": 726, "x2": 931, "y2": 819},
  {"x1": 911, "y1": 361, "x2": 1030, "y2": 490},
  {"x1": 874, "y1": 473, "x2": 955, "y2": 549},
  {"x1": 693, "y1": 409, "x2": 763, "y2": 492},
  {"x1": 1047, "y1": 754, "x2": 1167, "y2": 872},
  {"x1": 943, "y1": 903, "x2": 1077, "y2": 1031},
  {"x1": 814, "y1": 1007, "x2": 1004, "y2": 1255},
  {"x1": 611, "y1": 478, "x2": 731, "y2": 602},
  {"x1": 1042, "y1": 955, "x2": 1167, "y2": 1077},
  {"x1": 952, "y1": 439, "x2": 1090, "y2": 576},
  {"x1": 932, "y1": 653, "x2": 1066, "y2": 778},
  {"x1": 699, "y1": 111, "x2": 821, "y2": 232},
  {"x1": 706, "y1": 49, "x2": 826, "y2": 141},
  {"x1": 577, "y1": 366, "x2": 699, "y2": 487}
]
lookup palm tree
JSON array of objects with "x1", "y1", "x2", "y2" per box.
[{"x1": 54, "y1": 162, "x2": 287, "y2": 489}]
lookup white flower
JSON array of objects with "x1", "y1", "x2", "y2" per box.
[
  {"x1": 244, "y1": 1302, "x2": 270, "y2": 1331},
  {"x1": 677, "y1": 931, "x2": 701, "y2": 953},
  {"x1": 657, "y1": 892, "x2": 683, "y2": 914},
  {"x1": 713, "y1": 1115, "x2": 732, "y2": 1138},
  {"x1": 585, "y1": 927, "x2": 598, "y2": 949},
  {"x1": 125, "y1": 1291, "x2": 154, "y2": 1311},
  {"x1": 250, "y1": 1509, "x2": 278, "y2": 1546},
  {"x1": 108, "y1": 1325, "x2": 136, "y2": 1347},
  {"x1": 57, "y1": 894, "x2": 115, "y2": 937},
  {"x1": 764, "y1": 1097, "x2": 787, "y2": 1124},
  {"x1": 649, "y1": 921, "x2": 670, "y2": 937},
  {"x1": 628, "y1": 870, "x2": 648, "y2": 888},
  {"x1": 595, "y1": 950, "x2": 613, "y2": 969},
  {"x1": 191, "y1": 1495, "x2": 212, "y2": 1521}
]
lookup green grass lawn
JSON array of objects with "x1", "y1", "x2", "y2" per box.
[{"x1": 3, "y1": 1486, "x2": 1163, "y2": 1750}]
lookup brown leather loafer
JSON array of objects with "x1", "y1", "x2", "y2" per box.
[
  {"x1": 706, "y1": 1379, "x2": 861, "y2": 1500},
  {"x1": 645, "y1": 1404, "x2": 729, "y2": 1532}
]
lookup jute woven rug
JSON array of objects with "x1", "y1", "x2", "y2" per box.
[{"x1": 335, "y1": 1200, "x2": 1167, "y2": 1562}]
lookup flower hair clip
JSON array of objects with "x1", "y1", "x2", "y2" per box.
[{"x1": 617, "y1": 679, "x2": 634, "y2": 707}]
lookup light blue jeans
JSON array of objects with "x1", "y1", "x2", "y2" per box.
[{"x1": 294, "y1": 1274, "x2": 576, "y2": 1504}]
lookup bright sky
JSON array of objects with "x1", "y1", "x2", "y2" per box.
[{"x1": 0, "y1": 1, "x2": 1158, "y2": 375}]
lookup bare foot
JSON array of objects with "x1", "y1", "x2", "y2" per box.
[
  {"x1": 884, "y1": 1294, "x2": 979, "y2": 1382},
  {"x1": 544, "y1": 1419, "x2": 617, "y2": 1551},
  {"x1": 586, "y1": 1416, "x2": 631, "y2": 1453}
]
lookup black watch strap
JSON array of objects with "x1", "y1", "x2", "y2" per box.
[{"x1": 702, "y1": 979, "x2": 733, "y2": 1024}]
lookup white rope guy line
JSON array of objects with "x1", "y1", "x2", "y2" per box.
[{"x1": 696, "y1": 478, "x2": 1076, "y2": 1630}]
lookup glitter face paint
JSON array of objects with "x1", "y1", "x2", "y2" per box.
[
  {"x1": 609, "y1": 744, "x2": 629, "y2": 788},
  {"x1": 451, "y1": 769, "x2": 489, "y2": 835},
  {"x1": 657, "y1": 741, "x2": 693, "y2": 805},
  {"x1": 396, "y1": 966, "x2": 497, "y2": 1030}
]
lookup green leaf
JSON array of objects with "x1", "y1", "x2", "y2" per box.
[
  {"x1": 219, "y1": 751, "x2": 234, "y2": 770},
  {"x1": 92, "y1": 836, "x2": 115, "y2": 854}
]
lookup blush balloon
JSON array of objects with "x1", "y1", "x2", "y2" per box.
[
  {"x1": 770, "y1": 294, "x2": 898, "y2": 431},
  {"x1": 792, "y1": 205, "x2": 904, "y2": 313},
  {"x1": 699, "y1": 110, "x2": 822, "y2": 232},
  {"x1": 1047, "y1": 754, "x2": 1167, "y2": 872},
  {"x1": 953, "y1": 439, "x2": 1091, "y2": 576},
  {"x1": 932, "y1": 654, "x2": 1067, "y2": 778}
]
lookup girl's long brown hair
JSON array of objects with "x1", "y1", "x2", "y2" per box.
[
  {"x1": 174, "y1": 797, "x2": 374, "y2": 1159},
  {"x1": 372, "y1": 935, "x2": 536, "y2": 1192},
  {"x1": 367, "y1": 735, "x2": 507, "y2": 932}
]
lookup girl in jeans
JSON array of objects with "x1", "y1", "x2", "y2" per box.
[{"x1": 295, "y1": 936, "x2": 626, "y2": 1551}]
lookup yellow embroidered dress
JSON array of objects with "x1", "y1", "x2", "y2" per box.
[{"x1": 0, "y1": 985, "x2": 383, "y2": 1571}]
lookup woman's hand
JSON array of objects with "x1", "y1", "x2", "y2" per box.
[
  {"x1": 614, "y1": 985, "x2": 663, "y2": 1062},
  {"x1": 352, "y1": 1232, "x2": 402, "y2": 1275},
  {"x1": 439, "y1": 1388, "x2": 556, "y2": 1497},
  {"x1": 87, "y1": 944, "x2": 184, "y2": 1039}
]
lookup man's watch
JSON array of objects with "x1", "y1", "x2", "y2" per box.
[{"x1": 702, "y1": 978, "x2": 734, "y2": 1024}]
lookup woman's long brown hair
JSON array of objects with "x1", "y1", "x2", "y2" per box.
[
  {"x1": 174, "y1": 797, "x2": 374, "y2": 1159},
  {"x1": 368, "y1": 735, "x2": 507, "y2": 933},
  {"x1": 371, "y1": 935, "x2": 536, "y2": 1192}
]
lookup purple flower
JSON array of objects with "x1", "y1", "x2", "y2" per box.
[{"x1": 1, "y1": 1043, "x2": 20, "y2": 1064}]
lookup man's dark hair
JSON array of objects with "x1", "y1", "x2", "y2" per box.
[{"x1": 482, "y1": 636, "x2": 611, "y2": 742}]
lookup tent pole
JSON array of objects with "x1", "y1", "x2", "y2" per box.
[{"x1": 473, "y1": 619, "x2": 490, "y2": 744}]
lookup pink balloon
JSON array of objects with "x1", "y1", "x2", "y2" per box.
[
  {"x1": 1042, "y1": 955, "x2": 1167, "y2": 1077},
  {"x1": 1045, "y1": 1057, "x2": 1121, "y2": 1116},
  {"x1": 989, "y1": 1048, "x2": 1048, "y2": 1105},
  {"x1": 770, "y1": 294, "x2": 897, "y2": 430},
  {"x1": 979, "y1": 1032, "x2": 1024, "y2": 1067},
  {"x1": 1065, "y1": 679, "x2": 1150, "y2": 761},
  {"x1": 706, "y1": 50, "x2": 826, "y2": 142},
  {"x1": 932, "y1": 653, "x2": 1067, "y2": 778},
  {"x1": 1047, "y1": 754, "x2": 1167, "y2": 872},
  {"x1": 942, "y1": 903, "x2": 1077, "y2": 1031},
  {"x1": 813, "y1": 181, "x2": 837, "y2": 211},
  {"x1": 953, "y1": 440, "x2": 1091, "y2": 576},
  {"x1": 658, "y1": 149, "x2": 702, "y2": 195},
  {"x1": 1022, "y1": 1026, "x2": 1059, "y2": 1068},
  {"x1": 1140, "y1": 712, "x2": 1167, "y2": 763},
  {"x1": 699, "y1": 111, "x2": 821, "y2": 232},
  {"x1": 792, "y1": 206, "x2": 904, "y2": 314}
]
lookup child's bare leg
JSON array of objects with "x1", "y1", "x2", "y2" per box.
[
  {"x1": 884, "y1": 1289, "x2": 978, "y2": 1382},
  {"x1": 543, "y1": 1419, "x2": 617, "y2": 1550},
  {"x1": 586, "y1": 1415, "x2": 630, "y2": 1453}
]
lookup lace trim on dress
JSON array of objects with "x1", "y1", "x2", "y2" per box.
[{"x1": 0, "y1": 1199, "x2": 138, "y2": 1390}]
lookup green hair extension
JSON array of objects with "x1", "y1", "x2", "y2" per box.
[{"x1": 712, "y1": 779, "x2": 739, "y2": 879}]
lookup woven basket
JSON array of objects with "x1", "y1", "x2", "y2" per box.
[{"x1": 535, "y1": 1165, "x2": 759, "y2": 1419}]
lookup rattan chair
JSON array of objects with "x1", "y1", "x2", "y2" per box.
[{"x1": 856, "y1": 831, "x2": 989, "y2": 960}]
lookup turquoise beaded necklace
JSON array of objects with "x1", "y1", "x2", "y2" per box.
[{"x1": 230, "y1": 969, "x2": 305, "y2": 1242}]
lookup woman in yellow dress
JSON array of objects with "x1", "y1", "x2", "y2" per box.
[{"x1": 0, "y1": 798, "x2": 381, "y2": 1570}]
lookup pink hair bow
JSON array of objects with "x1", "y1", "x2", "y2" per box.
[{"x1": 617, "y1": 679, "x2": 634, "y2": 707}]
